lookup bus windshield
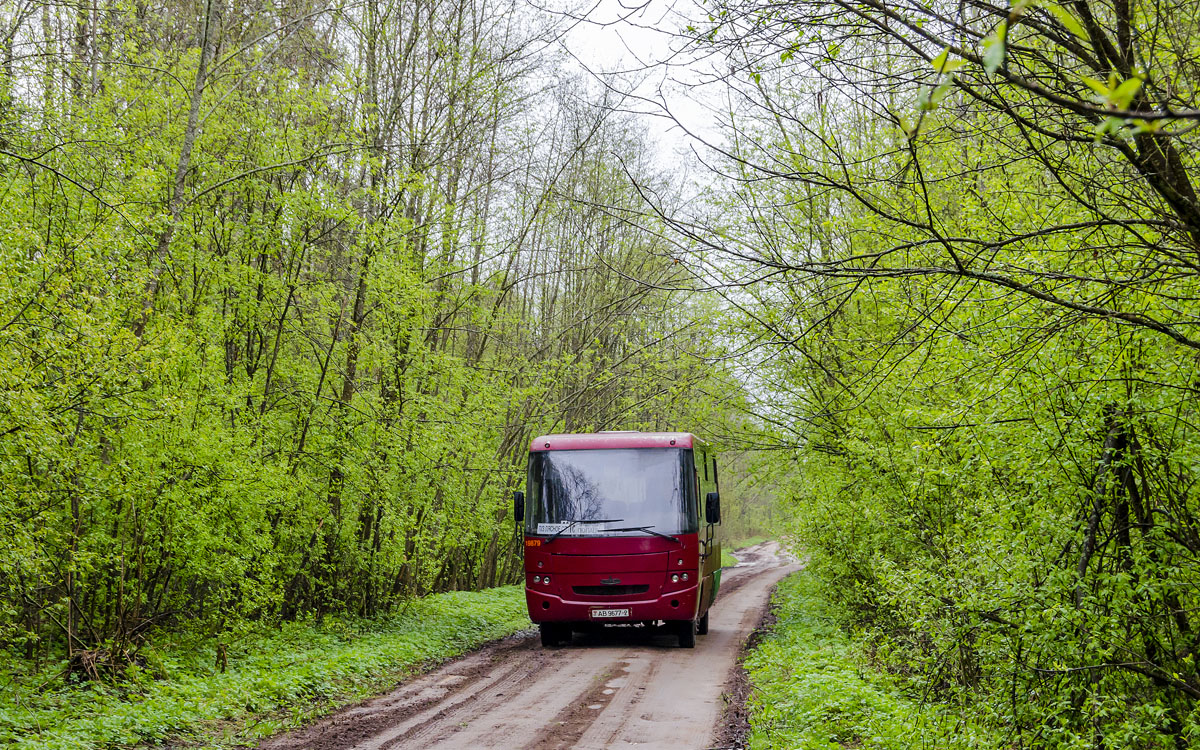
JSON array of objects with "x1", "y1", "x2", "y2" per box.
[{"x1": 525, "y1": 448, "x2": 698, "y2": 536}]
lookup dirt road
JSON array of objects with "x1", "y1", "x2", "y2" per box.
[{"x1": 259, "y1": 542, "x2": 798, "y2": 750}]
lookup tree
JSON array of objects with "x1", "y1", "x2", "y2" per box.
[{"x1": 677, "y1": 0, "x2": 1200, "y2": 743}]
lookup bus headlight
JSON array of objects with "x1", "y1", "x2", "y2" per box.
[
  {"x1": 534, "y1": 575, "x2": 541, "y2": 583},
  {"x1": 671, "y1": 574, "x2": 679, "y2": 582},
  {"x1": 543, "y1": 576, "x2": 550, "y2": 584},
  {"x1": 682, "y1": 573, "x2": 689, "y2": 581}
]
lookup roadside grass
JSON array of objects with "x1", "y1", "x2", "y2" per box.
[
  {"x1": 745, "y1": 573, "x2": 996, "y2": 750},
  {"x1": 723, "y1": 537, "x2": 769, "y2": 568},
  {"x1": 1, "y1": 586, "x2": 532, "y2": 749},
  {"x1": 733, "y1": 536, "x2": 768, "y2": 549}
]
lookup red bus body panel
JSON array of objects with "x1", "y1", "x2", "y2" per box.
[{"x1": 524, "y1": 534, "x2": 707, "y2": 624}]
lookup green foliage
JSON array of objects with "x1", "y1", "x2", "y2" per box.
[
  {"x1": 981, "y1": 21, "x2": 1008, "y2": 74},
  {"x1": 746, "y1": 573, "x2": 994, "y2": 749},
  {"x1": 0, "y1": 586, "x2": 531, "y2": 748}
]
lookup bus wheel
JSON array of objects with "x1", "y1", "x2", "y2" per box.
[
  {"x1": 676, "y1": 620, "x2": 696, "y2": 648},
  {"x1": 540, "y1": 622, "x2": 569, "y2": 647},
  {"x1": 696, "y1": 610, "x2": 709, "y2": 635}
]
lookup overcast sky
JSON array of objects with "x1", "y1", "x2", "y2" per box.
[{"x1": 555, "y1": 0, "x2": 726, "y2": 168}]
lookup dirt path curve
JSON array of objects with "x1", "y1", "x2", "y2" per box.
[{"x1": 259, "y1": 542, "x2": 799, "y2": 750}]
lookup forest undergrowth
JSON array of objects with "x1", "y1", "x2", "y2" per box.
[{"x1": 0, "y1": 587, "x2": 530, "y2": 749}]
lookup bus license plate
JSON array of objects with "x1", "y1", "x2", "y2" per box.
[{"x1": 591, "y1": 607, "x2": 630, "y2": 619}]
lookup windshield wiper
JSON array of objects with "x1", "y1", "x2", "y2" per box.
[
  {"x1": 546, "y1": 518, "x2": 624, "y2": 543},
  {"x1": 605, "y1": 525, "x2": 682, "y2": 545}
]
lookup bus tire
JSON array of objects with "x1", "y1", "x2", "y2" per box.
[
  {"x1": 696, "y1": 610, "x2": 709, "y2": 635},
  {"x1": 540, "y1": 622, "x2": 568, "y2": 647},
  {"x1": 677, "y1": 620, "x2": 696, "y2": 648}
]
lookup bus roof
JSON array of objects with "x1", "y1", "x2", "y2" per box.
[{"x1": 529, "y1": 432, "x2": 707, "y2": 452}]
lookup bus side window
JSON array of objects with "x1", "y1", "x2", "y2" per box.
[
  {"x1": 712, "y1": 458, "x2": 718, "y2": 488},
  {"x1": 703, "y1": 453, "x2": 709, "y2": 481}
]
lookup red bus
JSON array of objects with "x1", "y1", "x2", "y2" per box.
[{"x1": 513, "y1": 431, "x2": 723, "y2": 648}]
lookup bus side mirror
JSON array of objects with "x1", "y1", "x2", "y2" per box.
[
  {"x1": 513, "y1": 491, "x2": 525, "y2": 524},
  {"x1": 705, "y1": 491, "x2": 721, "y2": 525}
]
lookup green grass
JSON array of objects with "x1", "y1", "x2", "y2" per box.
[
  {"x1": 745, "y1": 573, "x2": 996, "y2": 750},
  {"x1": 722, "y1": 536, "x2": 769, "y2": 567},
  {"x1": 733, "y1": 535, "x2": 768, "y2": 549},
  {"x1": 0, "y1": 586, "x2": 532, "y2": 749}
]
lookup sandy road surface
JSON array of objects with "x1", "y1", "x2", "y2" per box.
[{"x1": 259, "y1": 543, "x2": 799, "y2": 750}]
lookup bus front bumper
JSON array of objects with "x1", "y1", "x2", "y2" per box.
[{"x1": 526, "y1": 584, "x2": 699, "y2": 624}]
